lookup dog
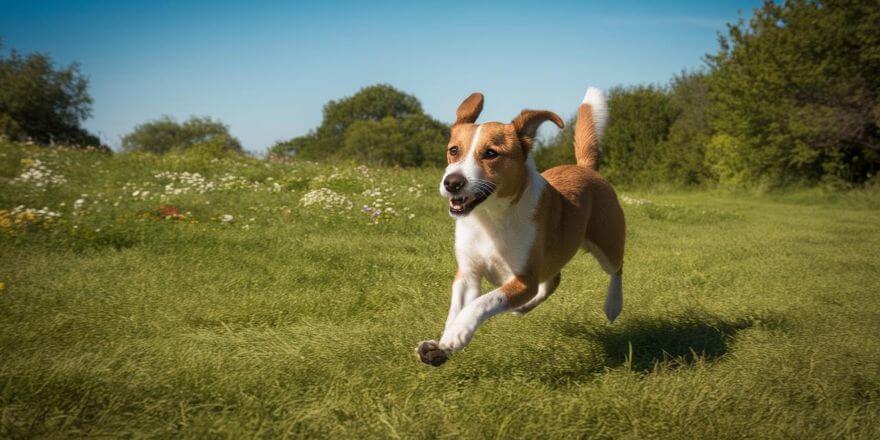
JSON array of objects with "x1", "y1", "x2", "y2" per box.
[{"x1": 416, "y1": 87, "x2": 626, "y2": 366}]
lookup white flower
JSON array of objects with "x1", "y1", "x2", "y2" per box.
[{"x1": 221, "y1": 214, "x2": 234, "y2": 222}]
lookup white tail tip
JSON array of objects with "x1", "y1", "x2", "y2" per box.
[{"x1": 582, "y1": 87, "x2": 608, "y2": 140}]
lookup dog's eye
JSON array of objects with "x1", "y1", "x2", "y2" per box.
[
  {"x1": 448, "y1": 146, "x2": 459, "y2": 156},
  {"x1": 482, "y1": 148, "x2": 499, "y2": 160}
]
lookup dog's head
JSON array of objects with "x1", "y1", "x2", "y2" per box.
[{"x1": 439, "y1": 93, "x2": 563, "y2": 217}]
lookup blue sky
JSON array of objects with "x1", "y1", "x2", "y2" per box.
[{"x1": 1, "y1": 0, "x2": 761, "y2": 152}]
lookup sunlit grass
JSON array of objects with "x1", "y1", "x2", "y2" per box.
[{"x1": 1, "y1": 142, "x2": 878, "y2": 438}]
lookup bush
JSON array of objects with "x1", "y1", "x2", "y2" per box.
[
  {"x1": 270, "y1": 84, "x2": 448, "y2": 166},
  {"x1": 122, "y1": 116, "x2": 242, "y2": 154},
  {"x1": 662, "y1": 71, "x2": 713, "y2": 185},
  {"x1": 707, "y1": 0, "x2": 880, "y2": 187},
  {"x1": 0, "y1": 45, "x2": 102, "y2": 147},
  {"x1": 704, "y1": 133, "x2": 750, "y2": 187}
]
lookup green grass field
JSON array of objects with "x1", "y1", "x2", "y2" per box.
[{"x1": 1, "y1": 142, "x2": 879, "y2": 438}]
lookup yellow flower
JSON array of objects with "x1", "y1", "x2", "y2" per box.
[{"x1": 0, "y1": 282, "x2": 5, "y2": 293}]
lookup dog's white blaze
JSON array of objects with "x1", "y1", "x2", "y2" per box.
[
  {"x1": 460, "y1": 124, "x2": 483, "y2": 183},
  {"x1": 439, "y1": 125, "x2": 483, "y2": 198}
]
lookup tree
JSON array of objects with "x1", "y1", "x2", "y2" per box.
[
  {"x1": 271, "y1": 84, "x2": 448, "y2": 166},
  {"x1": 0, "y1": 45, "x2": 101, "y2": 147},
  {"x1": 707, "y1": 0, "x2": 880, "y2": 186},
  {"x1": 662, "y1": 70, "x2": 713, "y2": 185},
  {"x1": 121, "y1": 116, "x2": 242, "y2": 154},
  {"x1": 342, "y1": 114, "x2": 448, "y2": 167}
]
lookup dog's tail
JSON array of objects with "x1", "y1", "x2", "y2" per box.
[{"x1": 574, "y1": 87, "x2": 608, "y2": 170}]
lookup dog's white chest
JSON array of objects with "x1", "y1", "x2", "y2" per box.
[{"x1": 454, "y1": 210, "x2": 536, "y2": 285}]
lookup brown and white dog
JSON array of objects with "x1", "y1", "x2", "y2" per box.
[{"x1": 416, "y1": 87, "x2": 626, "y2": 366}]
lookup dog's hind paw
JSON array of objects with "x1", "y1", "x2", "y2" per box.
[{"x1": 416, "y1": 340, "x2": 450, "y2": 366}]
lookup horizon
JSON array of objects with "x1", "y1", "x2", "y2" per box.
[{"x1": 1, "y1": 0, "x2": 761, "y2": 152}]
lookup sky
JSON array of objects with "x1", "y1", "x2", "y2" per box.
[{"x1": 1, "y1": 0, "x2": 762, "y2": 152}]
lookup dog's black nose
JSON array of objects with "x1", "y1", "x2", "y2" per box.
[{"x1": 444, "y1": 173, "x2": 467, "y2": 194}]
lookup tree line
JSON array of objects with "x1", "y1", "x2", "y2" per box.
[
  {"x1": 2, "y1": 0, "x2": 877, "y2": 187},
  {"x1": 537, "y1": 0, "x2": 879, "y2": 188}
]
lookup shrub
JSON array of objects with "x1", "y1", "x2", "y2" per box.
[
  {"x1": 122, "y1": 116, "x2": 242, "y2": 154},
  {"x1": 271, "y1": 84, "x2": 448, "y2": 166}
]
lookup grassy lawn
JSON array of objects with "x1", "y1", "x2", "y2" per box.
[{"x1": 1, "y1": 142, "x2": 879, "y2": 438}]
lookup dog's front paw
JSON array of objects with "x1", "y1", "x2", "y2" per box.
[{"x1": 416, "y1": 340, "x2": 450, "y2": 366}]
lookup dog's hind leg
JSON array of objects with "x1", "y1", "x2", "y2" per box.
[
  {"x1": 512, "y1": 273, "x2": 561, "y2": 315},
  {"x1": 584, "y1": 240, "x2": 624, "y2": 323},
  {"x1": 604, "y1": 269, "x2": 623, "y2": 323}
]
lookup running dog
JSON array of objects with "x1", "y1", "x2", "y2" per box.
[{"x1": 417, "y1": 87, "x2": 625, "y2": 366}]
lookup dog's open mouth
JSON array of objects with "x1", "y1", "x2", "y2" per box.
[{"x1": 449, "y1": 192, "x2": 490, "y2": 216}]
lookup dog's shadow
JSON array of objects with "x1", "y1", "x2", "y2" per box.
[
  {"x1": 556, "y1": 311, "x2": 782, "y2": 374},
  {"x1": 447, "y1": 310, "x2": 786, "y2": 386}
]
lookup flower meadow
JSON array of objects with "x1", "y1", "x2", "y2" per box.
[{"x1": 0, "y1": 143, "x2": 434, "y2": 246}]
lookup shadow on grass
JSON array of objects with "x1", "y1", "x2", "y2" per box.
[
  {"x1": 557, "y1": 311, "x2": 785, "y2": 373},
  {"x1": 444, "y1": 310, "x2": 787, "y2": 387}
]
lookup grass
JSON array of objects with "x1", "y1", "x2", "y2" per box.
[{"x1": 1, "y1": 141, "x2": 879, "y2": 438}]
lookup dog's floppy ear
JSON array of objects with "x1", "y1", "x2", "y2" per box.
[
  {"x1": 511, "y1": 110, "x2": 564, "y2": 154},
  {"x1": 455, "y1": 93, "x2": 484, "y2": 125}
]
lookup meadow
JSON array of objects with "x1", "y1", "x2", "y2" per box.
[{"x1": 1, "y1": 141, "x2": 879, "y2": 438}]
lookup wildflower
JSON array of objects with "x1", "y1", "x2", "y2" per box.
[
  {"x1": 11, "y1": 159, "x2": 67, "y2": 189},
  {"x1": 300, "y1": 188, "x2": 353, "y2": 211},
  {"x1": 619, "y1": 194, "x2": 651, "y2": 206},
  {"x1": 221, "y1": 214, "x2": 234, "y2": 222}
]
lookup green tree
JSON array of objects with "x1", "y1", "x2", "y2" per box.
[
  {"x1": 601, "y1": 85, "x2": 676, "y2": 184},
  {"x1": 122, "y1": 116, "x2": 242, "y2": 154},
  {"x1": 341, "y1": 114, "x2": 448, "y2": 167},
  {"x1": 661, "y1": 70, "x2": 713, "y2": 185},
  {"x1": 0, "y1": 45, "x2": 101, "y2": 147},
  {"x1": 707, "y1": 0, "x2": 880, "y2": 186},
  {"x1": 271, "y1": 84, "x2": 448, "y2": 166}
]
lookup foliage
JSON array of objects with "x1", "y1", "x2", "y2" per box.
[
  {"x1": 121, "y1": 116, "x2": 243, "y2": 154},
  {"x1": 270, "y1": 84, "x2": 448, "y2": 166},
  {"x1": 663, "y1": 71, "x2": 713, "y2": 185},
  {"x1": 0, "y1": 45, "x2": 101, "y2": 147},
  {"x1": 342, "y1": 114, "x2": 448, "y2": 167},
  {"x1": 535, "y1": 85, "x2": 677, "y2": 185},
  {"x1": 707, "y1": 0, "x2": 880, "y2": 187},
  {"x1": 537, "y1": 0, "x2": 879, "y2": 189}
]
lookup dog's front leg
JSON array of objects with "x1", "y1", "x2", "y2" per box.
[
  {"x1": 417, "y1": 276, "x2": 536, "y2": 366},
  {"x1": 444, "y1": 272, "x2": 481, "y2": 333}
]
